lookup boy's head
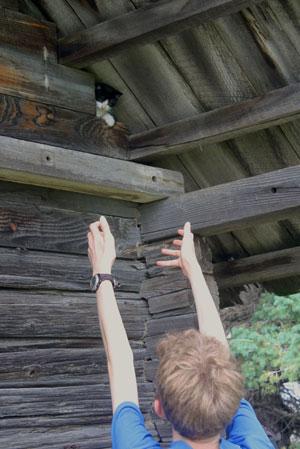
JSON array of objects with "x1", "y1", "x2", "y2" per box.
[{"x1": 155, "y1": 329, "x2": 244, "y2": 440}]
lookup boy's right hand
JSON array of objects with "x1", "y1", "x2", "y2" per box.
[{"x1": 156, "y1": 222, "x2": 199, "y2": 278}]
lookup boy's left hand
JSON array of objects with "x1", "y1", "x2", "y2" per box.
[{"x1": 88, "y1": 216, "x2": 116, "y2": 275}]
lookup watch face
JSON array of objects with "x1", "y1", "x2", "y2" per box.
[{"x1": 90, "y1": 274, "x2": 100, "y2": 292}]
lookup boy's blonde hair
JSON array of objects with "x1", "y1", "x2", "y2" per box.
[{"x1": 156, "y1": 329, "x2": 244, "y2": 439}]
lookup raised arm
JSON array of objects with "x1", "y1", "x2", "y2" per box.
[
  {"x1": 157, "y1": 222, "x2": 228, "y2": 346},
  {"x1": 88, "y1": 216, "x2": 138, "y2": 412}
]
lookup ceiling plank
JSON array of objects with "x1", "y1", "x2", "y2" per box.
[
  {"x1": 214, "y1": 246, "x2": 300, "y2": 288},
  {"x1": 139, "y1": 164, "x2": 300, "y2": 241},
  {"x1": 0, "y1": 136, "x2": 184, "y2": 203},
  {"x1": 129, "y1": 83, "x2": 300, "y2": 161},
  {"x1": 58, "y1": 0, "x2": 262, "y2": 68}
]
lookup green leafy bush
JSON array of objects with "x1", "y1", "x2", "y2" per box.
[{"x1": 229, "y1": 293, "x2": 300, "y2": 394}]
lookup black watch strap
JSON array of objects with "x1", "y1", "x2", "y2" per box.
[{"x1": 90, "y1": 273, "x2": 117, "y2": 292}]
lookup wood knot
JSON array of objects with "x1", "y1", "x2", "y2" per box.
[{"x1": 10, "y1": 223, "x2": 17, "y2": 232}]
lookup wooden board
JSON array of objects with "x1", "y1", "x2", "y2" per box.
[
  {"x1": 129, "y1": 83, "x2": 300, "y2": 161},
  {"x1": 140, "y1": 164, "x2": 300, "y2": 241},
  {"x1": 0, "y1": 290, "x2": 149, "y2": 339},
  {"x1": 0, "y1": 93, "x2": 128, "y2": 159},
  {"x1": 0, "y1": 181, "x2": 138, "y2": 219},
  {"x1": 0, "y1": 8, "x2": 57, "y2": 63},
  {"x1": 0, "y1": 342, "x2": 146, "y2": 388},
  {"x1": 0, "y1": 247, "x2": 146, "y2": 292},
  {"x1": 0, "y1": 136, "x2": 184, "y2": 203},
  {"x1": 214, "y1": 245, "x2": 300, "y2": 288},
  {"x1": 58, "y1": 0, "x2": 262, "y2": 68},
  {"x1": 0, "y1": 200, "x2": 140, "y2": 258},
  {"x1": 0, "y1": 47, "x2": 95, "y2": 114}
]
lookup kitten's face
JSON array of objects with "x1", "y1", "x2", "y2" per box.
[
  {"x1": 96, "y1": 99, "x2": 110, "y2": 111},
  {"x1": 95, "y1": 83, "x2": 122, "y2": 108}
]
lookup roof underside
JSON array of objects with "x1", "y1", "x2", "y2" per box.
[{"x1": 21, "y1": 0, "x2": 300, "y2": 299}]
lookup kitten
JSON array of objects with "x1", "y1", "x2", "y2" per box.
[{"x1": 95, "y1": 83, "x2": 122, "y2": 127}]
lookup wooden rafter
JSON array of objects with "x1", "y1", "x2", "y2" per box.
[
  {"x1": 214, "y1": 246, "x2": 300, "y2": 288},
  {"x1": 139, "y1": 164, "x2": 300, "y2": 241},
  {"x1": 130, "y1": 83, "x2": 300, "y2": 161},
  {"x1": 58, "y1": 0, "x2": 262, "y2": 68},
  {"x1": 0, "y1": 136, "x2": 184, "y2": 203}
]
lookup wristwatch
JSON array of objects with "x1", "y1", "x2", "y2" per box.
[{"x1": 90, "y1": 273, "x2": 117, "y2": 292}]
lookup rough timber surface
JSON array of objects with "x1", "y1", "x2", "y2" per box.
[
  {"x1": 0, "y1": 247, "x2": 146, "y2": 292},
  {"x1": 0, "y1": 94, "x2": 128, "y2": 159},
  {"x1": 0, "y1": 200, "x2": 140, "y2": 258},
  {"x1": 214, "y1": 245, "x2": 300, "y2": 288},
  {"x1": 0, "y1": 290, "x2": 148, "y2": 340},
  {"x1": 0, "y1": 136, "x2": 184, "y2": 202},
  {"x1": 0, "y1": 8, "x2": 57, "y2": 62},
  {"x1": 140, "y1": 165, "x2": 300, "y2": 241},
  {"x1": 0, "y1": 180, "x2": 151, "y2": 448},
  {"x1": 129, "y1": 83, "x2": 300, "y2": 161},
  {"x1": 0, "y1": 181, "x2": 138, "y2": 218},
  {"x1": 0, "y1": 47, "x2": 95, "y2": 114},
  {"x1": 58, "y1": 0, "x2": 262, "y2": 67}
]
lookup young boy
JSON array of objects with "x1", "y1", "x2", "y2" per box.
[{"x1": 87, "y1": 217, "x2": 274, "y2": 449}]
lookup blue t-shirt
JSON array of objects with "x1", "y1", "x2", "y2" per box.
[{"x1": 111, "y1": 399, "x2": 275, "y2": 449}]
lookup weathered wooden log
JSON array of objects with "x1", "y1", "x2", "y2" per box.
[
  {"x1": 0, "y1": 345, "x2": 147, "y2": 388},
  {"x1": 0, "y1": 93, "x2": 128, "y2": 159},
  {"x1": 0, "y1": 201, "x2": 140, "y2": 258},
  {"x1": 59, "y1": 0, "x2": 262, "y2": 67},
  {"x1": 0, "y1": 8, "x2": 57, "y2": 62},
  {"x1": 140, "y1": 165, "x2": 300, "y2": 241},
  {"x1": 0, "y1": 290, "x2": 149, "y2": 339},
  {"x1": 147, "y1": 289, "x2": 193, "y2": 315},
  {"x1": 1, "y1": 419, "x2": 158, "y2": 449},
  {"x1": 0, "y1": 248, "x2": 146, "y2": 292},
  {"x1": 129, "y1": 83, "x2": 300, "y2": 161},
  {"x1": 0, "y1": 181, "x2": 138, "y2": 219},
  {"x1": 140, "y1": 270, "x2": 189, "y2": 300},
  {"x1": 0, "y1": 47, "x2": 95, "y2": 114},
  {"x1": 0, "y1": 136, "x2": 184, "y2": 202},
  {"x1": 0, "y1": 384, "x2": 153, "y2": 418},
  {"x1": 214, "y1": 245, "x2": 300, "y2": 288}
]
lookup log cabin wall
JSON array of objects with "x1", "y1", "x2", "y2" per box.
[
  {"x1": 0, "y1": 5, "x2": 155, "y2": 447},
  {"x1": 0, "y1": 182, "x2": 158, "y2": 449}
]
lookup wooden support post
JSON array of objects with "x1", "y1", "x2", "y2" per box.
[
  {"x1": 214, "y1": 246, "x2": 300, "y2": 288},
  {"x1": 0, "y1": 136, "x2": 184, "y2": 203},
  {"x1": 129, "y1": 83, "x2": 300, "y2": 161},
  {"x1": 139, "y1": 164, "x2": 300, "y2": 241},
  {"x1": 58, "y1": 0, "x2": 262, "y2": 68}
]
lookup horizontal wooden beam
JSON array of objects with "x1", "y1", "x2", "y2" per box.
[
  {"x1": 0, "y1": 93, "x2": 128, "y2": 160},
  {"x1": 59, "y1": 0, "x2": 261, "y2": 68},
  {"x1": 0, "y1": 247, "x2": 146, "y2": 292},
  {"x1": 214, "y1": 246, "x2": 300, "y2": 288},
  {"x1": 0, "y1": 200, "x2": 139, "y2": 258},
  {"x1": 0, "y1": 47, "x2": 95, "y2": 114},
  {"x1": 140, "y1": 164, "x2": 300, "y2": 241},
  {"x1": 0, "y1": 136, "x2": 184, "y2": 203},
  {"x1": 129, "y1": 83, "x2": 300, "y2": 161},
  {"x1": 0, "y1": 8, "x2": 57, "y2": 63}
]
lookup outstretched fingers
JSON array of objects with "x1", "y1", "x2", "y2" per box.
[
  {"x1": 161, "y1": 248, "x2": 180, "y2": 256},
  {"x1": 157, "y1": 259, "x2": 180, "y2": 267}
]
